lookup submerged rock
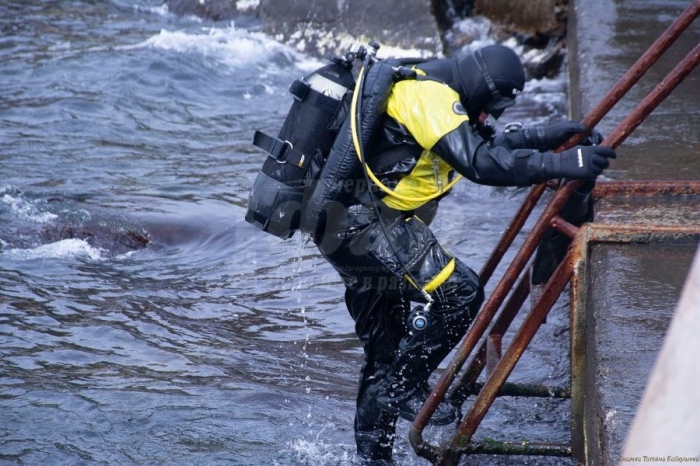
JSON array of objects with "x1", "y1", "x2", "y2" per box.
[
  {"x1": 474, "y1": 0, "x2": 567, "y2": 38},
  {"x1": 257, "y1": 0, "x2": 441, "y2": 57},
  {"x1": 39, "y1": 222, "x2": 150, "y2": 257}
]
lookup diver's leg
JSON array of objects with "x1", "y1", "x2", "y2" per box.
[
  {"x1": 377, "y1": 258, "x2": 484, "y2": 425},
  {"x1": 346, "y1": 285, "x2": 405, "y2": 463}
]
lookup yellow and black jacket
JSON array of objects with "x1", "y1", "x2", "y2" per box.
[
  {"x1": 375, "y1": 71, "x2": 548, "y2": 211},
  {"x1": 302, "y1": 59, "x2": 548, "y2": 239}
]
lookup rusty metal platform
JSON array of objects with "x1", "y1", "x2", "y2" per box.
[
  {"x1": 404, "y1": 1, "x2": 700, "y2": 463},
  {"x1": 571, "y1": 185, "x2": 700, "y2": 465}
]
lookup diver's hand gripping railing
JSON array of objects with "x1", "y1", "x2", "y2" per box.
[{"x1": 408, "y1": 2, "x2": 700, "y2": 464}]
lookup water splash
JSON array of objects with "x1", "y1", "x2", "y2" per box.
[
  {"x1": 131, "y1": 23, "x2": 323, "y2": 71},
  {"x1": 0, "y1": 188, "x2": 149, "y2": 258},
  {"x1": 2, "y1": 238, "x2": 104, "y2": 261},
  {"x1": 291, "y1": 237, "x2": 313, "y2": 389},
  {"x1": 1, "y1": 188, "x2": 57, "y2": 224},
  {"x1": 285, "y1": 437, "x2": 354, "y2": 466}
]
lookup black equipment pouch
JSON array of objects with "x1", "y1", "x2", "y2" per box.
[{"x1": 353, "y1": 215, "x2": 437, "y2": 282}]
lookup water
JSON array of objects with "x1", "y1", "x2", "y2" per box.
[
  {"x1": 572, "y1": 0, "x2": 700, "y2": 181},
  {"x1": 590, "y1": 243, "x2": 695, "y2": 465},
  {"x1": 1, "y1": 2, "x2": 578, "y2": 464}
]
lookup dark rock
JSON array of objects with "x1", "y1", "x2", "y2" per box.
[
  {"x1": 39, "y1": 221, "x2": 151, "y2": 257},
  {"x1": 474, "y1": 0, "x2": 567, "y2": 37},
  {"x1": 523, "y1": 40, "x2": 566, "y2": 80}
]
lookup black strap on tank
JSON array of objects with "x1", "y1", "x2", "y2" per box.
[
  {"x1": 253, "y1": 130, "x2": 309, "y2": 168},
  {"x1": 289, "y1": 79, "x2": 310, "y2": 101}
]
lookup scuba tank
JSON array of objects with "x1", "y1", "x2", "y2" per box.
[{"x1": 245, "y1": 53, "x2": 358, "y2": 239}]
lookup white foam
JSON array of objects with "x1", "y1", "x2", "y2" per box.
[
  {"x1": 140, "y1": 4, "x2": 171, "y2": 17},
  {"x1": 236, "y1": 0, "x2": 259, "y2": 11},
  {"x1": 375, "y1": 43, "x2": 436, "y2": 60},
  {"x1": 133, "y1": 23, "x2": 318, "y2": 71},
  {"x1": 1, "y1": 193, "x2": 57, "y2": 224},
  {"x1": 451, "y1": 16, "x2": 493, "y2": 45},
  {"x1": 118, "y1": 1, "x2": 172, "y2": 19},
  {"x1": 286, "y1": 438, "x2": 353, "y2": 466},
  {"x1": 3, "y1": 238, "x2": 104, "y2": 261},
  {"x1": 525, "y1": 76, "x2": 566, "y2": 96}
]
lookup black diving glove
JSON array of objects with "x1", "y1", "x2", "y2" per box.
[
  {"x1": 581, "y1": 129, "x2": 604, "y2": 146},
  {"x1": 542, "y1": 145, "x2": 616, "y2": 180},
  {"x1": 535, "y1": 121, "x2": 605, "y2": 148},
  {"x1": 494, "y1": 120, "x2": 600, "y2": 151},
  {"x1": 531, "y1": 120, "x2": 590, "y2": 151}
]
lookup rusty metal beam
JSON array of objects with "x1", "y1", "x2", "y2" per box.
[
  {"x1": 479, "y1": 183, "x2": 547, "y2": 284},
  {"x1": 486, "y1": 334, "x2": 502, "y2": 377},
  {"x1": 550, "y1": 215, "x2": 580, "y2": 240},
  {"x1": 448, "y1": 225, "x2": 700, "y2": 464},
  {"x1": 564, "y1": 0, "x2": 700, "y2": 148},
  {"x1": 594, "y1": 180, "x2": 700, "y2": 198},
  {"x1": 464, "y1": 440, "x2": 572, "y2": 457},
  {"x1": 581, "y1": 223, "x2": 700, "y2": 244},
  {"x1": 416, "y1": 20, "x2": 700, "y2": 433},
  {"x1": 604, "y1": 41, "x2": 700, "y2": 150},
  {"x1": 458, "y1": 381, "x2": 571, "y2": 399},
  {"x1": 412, "y1": 183, "x2": 577, "y2": 429},
  {"x1": 447, "y1": 269, "x2": 532, "y2": 408}
]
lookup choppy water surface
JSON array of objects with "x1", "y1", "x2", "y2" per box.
[{"x1": 1, "y1": 1, "x2": 587, "y2": 465}]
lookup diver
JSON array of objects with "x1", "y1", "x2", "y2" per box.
[{"x1": 298, "y1": 44, "x2": 615, "y2": 465}]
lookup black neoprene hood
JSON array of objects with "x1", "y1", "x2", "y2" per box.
[{"x1": 455, "y1": 45, "x2": 526, "y2": 121}]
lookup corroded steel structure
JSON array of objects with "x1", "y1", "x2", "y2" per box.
[{"x1": 408, "y1": 2, "x2": 700, "y2": 464}]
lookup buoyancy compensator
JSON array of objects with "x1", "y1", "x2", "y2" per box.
[{"x1": 245, "y1": 51, "x2": 359, "y2": 239}]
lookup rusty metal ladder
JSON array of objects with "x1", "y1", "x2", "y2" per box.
[{"x1": 408, "y1": 2, "x2": 700, "y2": 464}]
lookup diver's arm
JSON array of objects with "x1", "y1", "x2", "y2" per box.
[
  {"x1": 390, "y1": 81, "x2": 613, "y2": 187},
  {"x1": 432, "y1": 121, "x2": 547, "y2": 187},
  {"x1": 433, "y1": 121, "x2": 616, "y2": 186},
  {"x1": 388, "y1": 80, "x2": 548, "y2": 187}
]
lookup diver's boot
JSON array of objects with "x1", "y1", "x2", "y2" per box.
[
  {"x1": 376, "y1": 379, "x2": 457, "y2": 426},
  {"x1": 356, "y1": 430, "x2": 395, "y2": 466},
  {"x1": 375, "y1": 308, "x2": 463, "y2": 426}
]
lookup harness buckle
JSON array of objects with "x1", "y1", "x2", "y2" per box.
[{"x1": 270, "y1": 139, "x2": 294, "y2": 164}]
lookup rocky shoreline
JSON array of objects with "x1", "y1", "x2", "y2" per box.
[{"x1": 166, "y1": 0, "x2": 568, "y2": 79}]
